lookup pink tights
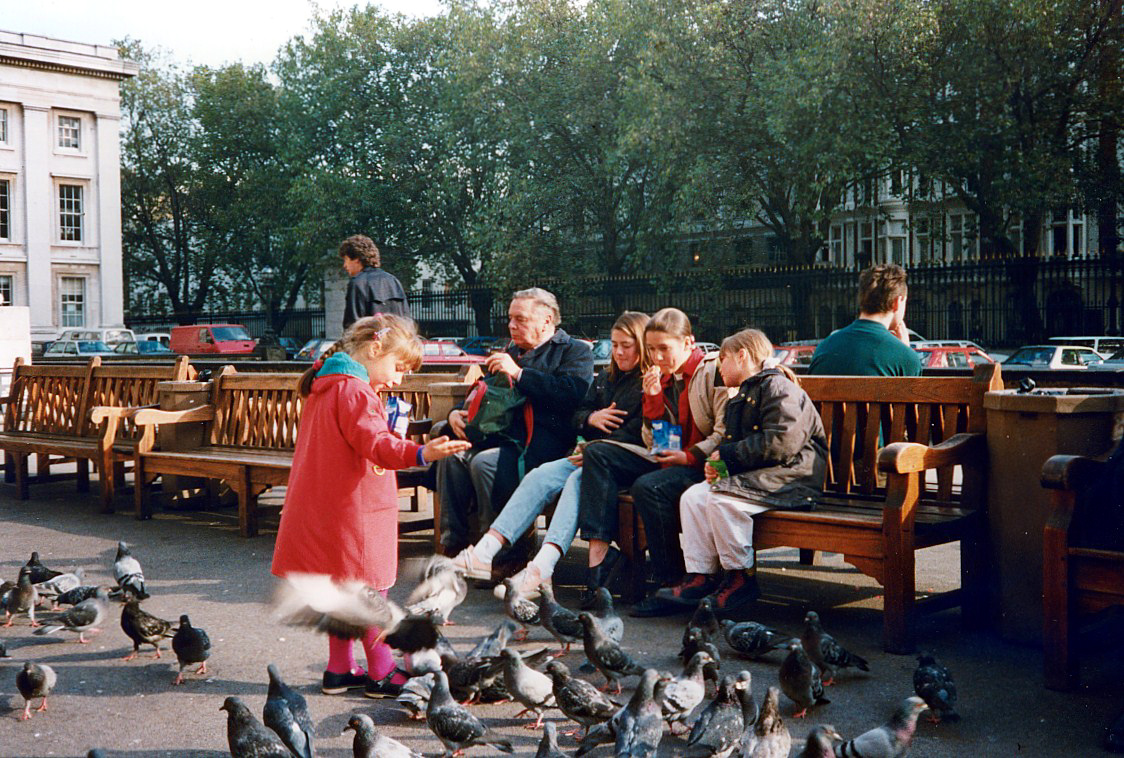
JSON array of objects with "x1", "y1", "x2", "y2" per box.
[{"x1": 325, "y1": 589, "x2": 398, "y2": 681}]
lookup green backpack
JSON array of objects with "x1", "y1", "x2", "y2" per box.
[{"x1": 463, "y1": 373, "x2": 535, "y2": 475}]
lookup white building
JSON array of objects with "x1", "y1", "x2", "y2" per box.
[{"x1": 0, "y1": 30, "x2": 138, "y2": 343}]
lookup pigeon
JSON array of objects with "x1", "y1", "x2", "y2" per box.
[
  {"x1": 536, "y1": 721, "x2": 568, "y2": 758},
  {"x1": 55, "y1": 584, "x2": 104, "y2": 608},
  {"x1": 120, "y1": 597, "x2": 174, "y2": 658},
  {"x1": 680, "y1": 625, "x2": 710, "y2": 666},
  {"x1": 502, "y1": 577, "x2": 541, "y2": 641},
  {"x1": 613, "y1": 668, "x2": 668, "y2": 758},
  {"x1": 171, "y1": 613, "x2": 211, "y2": 684},
  {"x1": 398, "y1": 673, "x2": 435, "y2": 719},
  {"x1": 913, "y1": 653, "x2": 960, "y2": 723},
  {"x1": 734, "y1": 670, "x2": 760, "y2": 732},
  {"x1": 3, "y1": 567, "x2": 39, "y2": 627},
  {"x1": 24, "y1": 551, "x2": 63, "y2": 584},
  {"x1": 799, "y1": 724, "x2": 843, "y2": 757},
  {"x1": 687, "y1": 674, "x2": 745, "y2": 758},
  {"x1": 698, "y1": 639, "x2": 724, "y2": 691},
  {"x1": 34, "y1": 568, "x2": 85, "y2": 602},
  {"x1": 263, "y1": 663, "x2": 314, "y2": 758},
  {"x1": 113, "y1": 541, "x2": 149, "y2": 600},
  {"x1": 801, "y1": 611, "x2": 869, "y2": 685},
  {"x1": 546, "y1": 659, "x2": 619, "y2": 738},
  {"x1": 579, "y1": 611, "x2": 645, "y2": 694},
  {"x1": 744, "y1": 686, "x2": 791, "y2": 758},
  {"x1": 16, "y1": 661, "x2": 55, "y2": 720},
  {"x1": 539, "y1": 583, "x2": 582, "y2": 654},
  {"x1": 661, "y1": 650, "x2": 713, "y2": 733},
  {"x1": 779, "y1": 640, "x2": 830, "y2": 718},
  {"x1": 500, "y1": 647, "x2": 556, "y2": 728},
  {"x1": 720, "y1": 619, "x2": 791, "y2": 659},
  {"x1": 689, "y1": 596, "x2": 722, "y2": 640},
  {"x1": 35, "y1": 587, "x2": 108, "y2": 643},
  {"x1": 406, "y1": 555, "x2": 468, "y2": 625},
  {"x1": 466, "y1": 618, "x2": 518, "y2": 659},
  {"x1": 592, "y1": 586, "x2": 624, "y2": 644},
  {"x1": 221, "y1": 696, "x2": 291, "y2": 758},
  {"x1": 425, "y1": 670, "x2": 514, "y2": 756},
  {"x1": 0, "y1": 640, "x2": 9, "y2": 658},
  {"x1": 346, "y1": 712, "x2": 422, "y2": 758},
  {"x1": 836, "y1": 696, "x2": 928, "y2": 758}
]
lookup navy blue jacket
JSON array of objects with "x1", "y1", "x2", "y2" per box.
[{"x1": 343, "y1": 267, "x2": 410, "y2": 329}]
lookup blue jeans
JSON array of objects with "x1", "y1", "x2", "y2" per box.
[{"x1": 490, "y1": 457, "x2": 581, "y2": 555}]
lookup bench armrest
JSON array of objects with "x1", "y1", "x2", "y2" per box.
[
  {"x1": 133, "y1": 405, "x2": 216, "y2": 426},
  {"x1": 1041, "y1": 454, "x2": 1108, "y2": 491},
  {"x1": 878, "y1": 433, "x2": 986, "y2": 475},
  {"x1": 89, "y1": 404, "x2": 158, "y2": 425}
]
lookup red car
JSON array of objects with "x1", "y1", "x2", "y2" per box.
[
  {"x1": 774, "y1": 344, "x2": 817, "y2": 366},
  {"x1": 913, "y1": 345, "x2": 995, "y2": 368},
  {"x1": 421, "y1": 341, "x2": 487, "y2": 366}
]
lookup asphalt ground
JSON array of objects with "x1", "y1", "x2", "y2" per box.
[{"x1": 0, "y1": 476, "x2": 1121, "y2": 757}]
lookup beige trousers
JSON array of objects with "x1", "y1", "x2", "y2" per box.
[{"x1": 678, "y1": 481, "x2": 770, "y2": 574}]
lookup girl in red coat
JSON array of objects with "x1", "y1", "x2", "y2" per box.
[{"x1": 271, "y1": 315, "x2": 470, "y2": 697}]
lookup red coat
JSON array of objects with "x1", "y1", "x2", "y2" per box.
[{"x1": 271, "y1": 373, "x2": 421, "y2": 591}]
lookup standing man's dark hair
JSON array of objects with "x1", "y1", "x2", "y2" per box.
[{"x1": 339, "y1": 234, "x2": 410, "y2": 329}]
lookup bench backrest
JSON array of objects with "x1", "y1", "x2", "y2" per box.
[
  {"x1": 800, "y1": 364, "x2": 1002, "y2": 503},
  {"x1": 86, "y1": 356, "x2": 194, "y2": 441},
  {"x1": 209, "y1": 367, "x2": 304, "y2": 451},
  {"x1": 3, "y1": 357, "x2": 99, "y2": 436}
]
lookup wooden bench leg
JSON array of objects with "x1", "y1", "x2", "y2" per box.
[
  {"x1": 431, "y1": 488, "x2": 443, "y2": 553},
  {"x1": 134, "y1": 457, "x2": 154, "y2": 520},
  {"x1": 883, "y1": 545, "x2": 916, "y2": 654},
  {"x1": 799, "y1": 549, "x2": 816, "y2": 565},
  {"x1": 236, "y1": 471, "x2": 259, "y2": 538},
  {"x1": 1044, "y1": 507, "x2": 1076, "y2": 690},
  {"x1": 36, "y1": 453, "x2": 50, "y2": 482},
  {"x1": 4, "y1": 451, "x2": 13, "y2": 483},
  {"x1": 617, "y1": 499, "x2": 646, "y2": 604},
  {"x1": 15, "y1": 453, "x2": 29, "y2": 499},
  {"x1": 77, "y1": 458, "x2": 91, "y2": 494}
]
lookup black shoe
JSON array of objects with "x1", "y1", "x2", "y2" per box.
[
  {"x1": 364, "y1": 669, "x2": 407, "y2": 699},
  {"x1": 321, "y1": 669, "x2": 367, "y2": 695},
  {"x1": 581, "y1": 547, "x2": 623, "y2": 610},
  {"x1": 707, "y1": 569, "x2": 760, "y2": 618},
  {"x1": 655, "y1": 573, "x2": 720, "y2": 606},
  {"x1": 629, "y1": 594, "x2": 686, "y2": 618}
]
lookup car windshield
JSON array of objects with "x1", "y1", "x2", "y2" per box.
[
  {"x1": 592, "y1": 340, "x2": 612, "y2": 358},
  {"x1": 78, "y1": 341, "x2": 112, "y2": 352},
  {"x1": 1107, "y1": 349, "x2": 1124, "y2": 362},
  {"x1": 114, "y1": 342, "x2": 137, "y2": 354},
  {"x1": 212, "y1": 327, "x2": 251, "y2": 341},
  {"x1": 1006, "y1": 348, "x2": 1054, "y2": 365},
  {"x1": 139, "y1": 341, "x2": 170, "y2": 353}
]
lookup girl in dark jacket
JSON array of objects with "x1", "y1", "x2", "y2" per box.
[
  {"x1": 452, "y1": 312, "x2": 649, "y2": 598},
  {"x1": 662, "y1": 328, "x2": 827, "y2": 616}
]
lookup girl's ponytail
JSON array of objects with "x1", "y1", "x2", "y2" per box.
[{"x1": 297, "y1": 313, "x2": 424, "y2": 398}]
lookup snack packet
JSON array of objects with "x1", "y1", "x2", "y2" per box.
[
  {"x1": 385, "y1": 397, "x2": 413, "y2": 438},
  {"x1": 709, "y1": 459, "x2": 728, "y2": 478},
  {"x1": 651, "y1": 420, "x2": 683, "y2": 454}
]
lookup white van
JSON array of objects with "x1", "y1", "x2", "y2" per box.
[
  {"x1": 1047, "y1": 336, "x2": 1124, "y2": 358},
  {"x1": 138, "y1": 332, "x2": 172, "y2": 348},
  {"x1": 57, "y1": 327, "x2": 137, "y2": 347}
]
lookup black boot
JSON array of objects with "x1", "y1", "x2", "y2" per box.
[{"x1": 580, "y1": 546, "x2": 622, "y2": 610}]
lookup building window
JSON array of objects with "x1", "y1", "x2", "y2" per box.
[
  {"x1": 0, "y1": 179, "x2": 9, "y2": 240},
  {"x1": 949, "y1": 213, "x2": 976, "y2": 261},
  {"x1": 829, "y1": 224, "x2": 843, "y2": 265},
  {"x1": 0, "y1": 274, "x2": 11, "y2": 306},
  {"x1": 58, "y1": 115, "x2": 81, "y2": 149},
  {"x1": 0, "y1": 108, "x2": 7, "y2": 144},
  {"x1": 59, "y1": 184, "x2": 83, "y2": 242},
  {"x1": 60, "y1": 277, "x2": 85, "y2": 327}
]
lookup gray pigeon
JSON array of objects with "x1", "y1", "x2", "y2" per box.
[
  {"x1": 406, "y1": 555, "x2": 468, "y2": 625},
  {"x1": 913, "y1": 653, "x2": 959, "y2": 723},
  {"x1": 24, "y1": 551, "x2": 62, "y2": 584},
  {"x1": 16, "y1": 661, "x2": 55, "y2": 720},
  {"x1": 546, "y1": 659, "x2": 618, "y2": 738},
  {"x1": 745, "y1": 686, "x2": 791, "y2": 758},
  {"x1": 539, "y1": 583, "x2": 582, "y2": 653},
  {"x1": 221, "y1": 696, "x2": 290, "y2": 758},
  {"x1": 502, "y1": 577, "x2": 541, "y2": 641},
  {"x1": 592, "y1": 586, "x2": 624, "y2": 643},
  {"x1": 680, "y1": 625, "x2": 710, "y2": 666},
  {"x1": 799, "y1": 724, "x2": 843, "y2": 758},
  {"x1": 55, "y1": 584, "x2": 103, "y2": 608},
  {"x1": 779, "y1": 640, "x2": 830, "y2": 718},
  {"x1": 172, "y1": 613, "x2": 211, "y2": 684},
  {"x1": 836, "y1": 697, "x2": 928, "y2": 758},
  {"x1": 34, "y1": 568, "x2": 85, "y2": 603},
  {"x1": 801, "y1": 611, "x2": 869, "y2": 685},
  {"x1": 734, "y1": 670, "x2": 760, "y2": 731},
  {"x1": 0, "y1": 640, "x2": 9, "y2": 658},
  {"x1": 499, "y1": 647, "x2": 556, "y2": 728},
  {"x1": 34, "y1": 587, "x2": 108, "y2": 643},
  {"x1": 536, "y1": 721, "x2": 568, "y2": 758},
  {"x1": 346, "y1": 712, "x2": 422, "y2": 758},
  {"x1": 113, "y1": 541, "x2": 149, "y2": 600},
  {"x1": 466, "y1": 618, "x2": 518, "y2": 659},
  {"x1": 687, "y1": 674, "x2": 745, "y2": 758},
  {"x1": 397, "y1": 673, "x2": 435, "y2": 719},
  {"x1": 614, "y1": 668, "x2": 668, "y2": 758},
  {"x1": 579, "y1": 611, "x2": 645, "y2": 694},
  {"x1": 721, "y1": 619, "x2": 791, "y2": 659},
  {"x1": 426, "y1": 670, "x2": 514, "y2": 756},
  {"x1": 661, "y1": 651, "x2": 713, "y2": 733},
  {"x1": 688, "y1": 596, "x2": 722, "y2": 640},
  {"x1": 120, "y1": 596, "x2": 174, "y2": 658},
  {"x1": 263, "y1": 663, "x2": 314, "y2": 758},
  {"x1": 3, "y1": 567, "x2": 38, "y2": 627}
]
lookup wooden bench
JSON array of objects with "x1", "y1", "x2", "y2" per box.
[
  {"x1": 1042, "y1": 450, "x2": 1124, "y2": 690},
  {"x1": 1, "y1": 356, "x2": 192, "y2": 510},
  {"x1": 617, "y1": 364, "x2": 1003, "y2": 654}
]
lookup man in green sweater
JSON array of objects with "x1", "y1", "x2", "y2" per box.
[{"x1": 809, "y1": 263, "x2": 922, "y2": 377}]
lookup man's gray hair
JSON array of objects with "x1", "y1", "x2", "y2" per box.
[{"x1": 512, "y1": 287, "x2": 561, "y2": 325}]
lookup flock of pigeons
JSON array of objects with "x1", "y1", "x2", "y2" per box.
[{"x1": 2, "y1": 546, "x2": 961, "y2": 757}]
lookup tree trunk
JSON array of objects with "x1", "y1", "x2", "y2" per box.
[{"x1": 469, "y1": 288, "x2": 495, "y2": 337}]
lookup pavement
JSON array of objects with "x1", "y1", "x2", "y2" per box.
[{"x1": 0, "y1": 474, "x2": 1121, "y2": 757}]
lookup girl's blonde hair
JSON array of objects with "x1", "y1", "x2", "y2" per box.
[
  {"x1": 719, "y1": 328, "x2": 800, "y2": 385},
  {"x1": 608, "y1": 311, "x2": 650, "y2": 380},
  {"x1": 299, "y1": 313, "x2": 423, "y2": 397},
  {"x1": 645, "y1": 307, "x2": 693, "y2": 339}
]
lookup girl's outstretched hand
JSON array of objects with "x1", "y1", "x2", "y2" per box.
[{"x1": 423, "y1": 435, "x2": 472, "y2": 462}]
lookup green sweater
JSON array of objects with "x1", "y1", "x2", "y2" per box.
[{"x1": 808, "y1": 319, "x2": 922, "y2": 377}]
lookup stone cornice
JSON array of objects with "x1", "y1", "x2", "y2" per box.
[{"x1": 0, "y1": 31, "x2": 138, "y2": 81}]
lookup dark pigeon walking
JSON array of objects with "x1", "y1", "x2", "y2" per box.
[
  {"x1": 221, "y1": 696, "x2": 290, "y2": 758},
  {"x1": 687, "y1": 674, "x2": 745, "y2": 758},
  {"x1": 837, "y1": 696, "x2": 928, "y2": 758},
  {"x1": 346, "y1": 712, "x2": 422, "y2": 758},
  {"x1": 579, "y1": 611, "x2": 645, "y2": 694},
  {"x1": 576, "y1": 669, "x2": 668, "y2": 757},
  {"x1": 502, "y1": 577, "x2": 541, "y2": 641},
  {"x1": 35, "y1": 587, "x2": 108, "y2": 644},
  {"x1": 661, "y1": 651, "x2": 713, "y2": 733},
  {"x1": 546, "y1": 659, "x2": 618, "y2": 738},
  {"x1": 539, "y1": 584, "x2": 582, "y2": 654},
  {"x1": 801, "y1": 611, "x2": 869, "y2": 685},
  {"x1": 426, "y1": 670, "x2": 514, "y2": 756},
  {"x1": 16, "y1": 661, "x2": 55, "y2": 720},
  {"x1": 592, "y1": 586, "x2": 624, "y2": 643},
  {"x1": 263, "y1": 663, "x2": 314, "y2": 758},
  {"x1": 3, "y1": 567, "x2": 39, "y2": 627},
  {"x1": 171, "y1": 613, "x2": 211, "y2": 685},
  {"x1": 24, "y1": 551, "x2": 62, "y2": 585},
  {"x1": 913, "y1": 653, "x2": 960, "y2": 723},
  {"x1": 120, "y1": 597, "x2": 174, "y2": 659},
  {"x1": 721, "y1": 619, "x2": 791, "y2": 659},
  {"x1": 779, "y1": 641, "x2": 830, "y2": 719},
  {"x1": 55, "y1": 585, "x2": 103, "y2": 608},
  {"x1": 799, "y1": 724, "x2": 843, "y2": 757},
  {"x1": 536, "y1": 721, "x2": 568, "y2": 758}
]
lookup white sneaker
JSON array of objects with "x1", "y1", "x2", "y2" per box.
[
  {"x1": 451, "y1": 548, "x2": 492, "y2": 581},
  {"x1": 493, "y1": 567, "x2": 544, "y2": 601}
]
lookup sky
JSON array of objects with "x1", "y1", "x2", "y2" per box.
[{"x1": 0, "y1": 0, "x2": 445, "y2": 67}]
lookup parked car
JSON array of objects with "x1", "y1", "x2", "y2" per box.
[
  {"x1": 913, "y1": 345, "x2": 995, "y2": 368},
  {"x1": 43, "y1": 339, "x2": 117, "y2": 357},
  {"x1": 277, "y1": 337, "x2": 300, "y2": 360},
  {"x1": 488, "y1": 337, "x2": 515, "y2": 354},
  {"x1": 295, "y1": 338, "x2": 336, "y2": 362},
  {"x1": 459, "y1": 336, "x2": 499, "y2": 355},
  {"x1": 137, "y1": 332, "x2": 171, "y2": 348},
  {"x1": 1046, "y1": 336, "x2": 1124, "y2": 358},
  {"x1": 1003, "y1": 345, "x2": 1104, "y2": 370},
  {"x1": 431, "y1": 337, "x2": 462, "y2": 344},
  {"x1": 59, "y1": 327, "x2": 137, "y2": 348},
  {"x1": 169, "y1": 324, "x2": 256, "y2": 355},
  {"x1": 590, "y1": 338, "x2": 613, "y2": 368},
  {"x1": 422, "y1": 341, "x2": 487, "y2": 366},
  {"x1": 113, "y1": 340, "x2": 174, "y2": 355},
  {"x1": 696, "y1": 342, "x2": 721, "y2": 353},
  {"x1": 1087, "y1": 348, "x2": 1124, "y2": 371},
  {"x1": 774, "y1": 343, "x2": 818, "y2": 366}
]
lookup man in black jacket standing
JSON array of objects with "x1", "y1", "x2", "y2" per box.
[{"x1": 340, "y1": 234, "x2": 411, "y2": 329}]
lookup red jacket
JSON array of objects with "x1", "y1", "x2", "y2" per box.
[{"x1": 271, "y1": 372, "x2": 421, "y2": 591}]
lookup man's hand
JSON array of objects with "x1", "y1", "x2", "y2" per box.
[
  {"x1": 588, "y1": 402, "x2": 628, "y2": 433},
  {"x1": 485, "y1": 351, "x2": 521, "y2": 379},
  {"x1": 654, "y1": 450, "x2": 689, "y2": 466},
  {"x1": 422, "y1": 435, "x2": 472, "y2": 462},
  {"x1": 889, "y1": 316, "x2": 910, "y2": 347},
  {"x1": 642, "y1": 366, "x2": 663, "y2": 396},
  {"x1": 567, "y1": 452, "x2": 584, "y2": 467},
  {"x1": 448, "y1": 409, "x2": 468, "y2": 440}
]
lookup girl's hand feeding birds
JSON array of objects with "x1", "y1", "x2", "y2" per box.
[{"x1": 422, "y1": 436, "x2": 472, "y2": 462}]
